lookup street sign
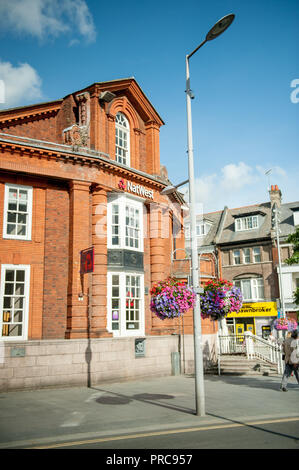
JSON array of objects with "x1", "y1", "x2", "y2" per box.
[{"x1": 80, "y1": 247, "x2": 94, "y2": 274}]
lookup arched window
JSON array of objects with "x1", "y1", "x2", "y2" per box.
[{"x1": 115, "y1": 113, "x2": 130, "y2": 166}]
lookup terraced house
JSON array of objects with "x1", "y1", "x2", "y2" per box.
[
  {"x1": 185, "y1": 185, "x2": 299, "y2": 339},
  {"x1": 0, "y1": 78, "x2": 218, "y2": 391}
]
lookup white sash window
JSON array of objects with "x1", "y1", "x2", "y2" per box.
[
  {"x1": 234, "y1": 277, "x2": 264, "y2": 301},
  {"x1": 107, "y1": 195, "x2": 143, "y2": 252},
  {"x1": 107, "y1": 272, "x2": 144, "y2": 337},
  {"x1": 3, "y1": 184, "x2": 33, "y2": 240},
  {"x1": 0, "y1": 265, "x2": 30, "y2": 340},
  {"x1": 115, "y1": 113, "x2": 130, "y2": 166}
]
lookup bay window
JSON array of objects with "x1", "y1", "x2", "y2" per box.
[
  {"x1": 234, "y1": 277, "x2": 264, "y2": 301},
  {"x1": 108, "y1": 195, "x2": 143, "y2": 252},
  {"x1": 107, "y1": 194, "x2": 145, "y2": 337}
]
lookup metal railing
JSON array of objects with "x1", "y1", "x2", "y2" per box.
[{"x1": 217, "y1": 332, "x2": 283, "y2": 375}]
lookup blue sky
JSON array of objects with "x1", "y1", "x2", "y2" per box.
[{"x1": 0, "y1": 0, "x2": 298, "y2": 213}]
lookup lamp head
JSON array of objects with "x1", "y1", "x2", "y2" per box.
[
  {"x1": 161, "y1": 185, "x2": 176, "y2": 196},
  {"x1": 206, "y1": 14, "x2": 235, "y2": 41}
]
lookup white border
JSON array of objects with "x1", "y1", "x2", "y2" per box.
[
  {"x1": 3, "y1": 183, "x2": 33, "y2": 240},
  {"x1": 0, "y1": 264, "x2": 31, "y2": 341},
  {"x1": 107, "y1": 194, "x2": 144, "y2": 252},
  {"x1": 115, "y1": 112, "x2": 130, "y2": 167},
  {"x1": 107, "y1": 271, "x2": 144, "y2": 337}
]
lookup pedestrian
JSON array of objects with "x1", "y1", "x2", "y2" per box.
[
  {"x1": 280, "y1": 330, "x2": 299, "y2": 391},
  {"x1": 268, "y1": 332, "x2": 276, "y2": 343},
  {"x1": 281, "y1": 331, "x2": 291, "y2": 362}
]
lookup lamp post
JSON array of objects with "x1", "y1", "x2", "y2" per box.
[
  {"x1": 272, "y1": 203, "x2": 286, "y2": 319},
  {"x1": 185, "y1": 14, "x2": 235, "y2": 416}
]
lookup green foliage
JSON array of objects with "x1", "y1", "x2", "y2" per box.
[
  {"x1": 285, "y1": 227, "x2": 299, "y2": 265},
  {"x1": 285, "y1": 227, "x2": 299, "y2": 306}
]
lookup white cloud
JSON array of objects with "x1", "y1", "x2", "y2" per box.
[
  {"x1": 185, "y1": 162, "x2": 289, "y2": 213},
  {"x1": 0, "y1": 0, "x2": 96, "y2": 43},
  {"x1": 220, "y1": 162, "x2": 256, "y2": 190},
  {"x1": 0, "y1": 60, "x2": 43, "y2": 108}
]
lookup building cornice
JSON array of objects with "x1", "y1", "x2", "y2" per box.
[
  {"x1": 0, "y1": 100, "x2": 62, "y2": 125},
  {"x1": 0, "y1": 134, "x2": 166, "y2": 188}
]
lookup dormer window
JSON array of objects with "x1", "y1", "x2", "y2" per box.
[
  {"x1": 235, "y1": 215, "x2": 258, "y2": 232},
  {"x1": 292, "y1": 209, "x2": 299, "y2": 226},
  {"x1": 185, "y1": 222, "x2": 212, "y2": 239},
  {"x1": 115, "y1": 113, "x2": 130, "y2": 166}
]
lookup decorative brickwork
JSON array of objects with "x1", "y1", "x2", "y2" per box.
[{"x1": 0, "y1": 78, "x2": 217, "y2": 345}]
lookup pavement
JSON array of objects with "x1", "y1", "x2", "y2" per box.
[{"x1": 0, "y1": 372, "x2": 298, "y2": 449}]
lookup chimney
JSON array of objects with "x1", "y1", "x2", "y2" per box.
[{"x1": 269, "y1": 184, "x2": 282, "y2": 209}]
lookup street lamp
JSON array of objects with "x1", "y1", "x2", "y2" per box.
[
  {"x1": 185, "y1": 14, "x2": 235, "y2": 416},
  {"x1": 272, "y1": 203, "x2": 286, "y2": 320},
  {"x1": 161, "y1": 179, "x2": 189, "y2": 196}
]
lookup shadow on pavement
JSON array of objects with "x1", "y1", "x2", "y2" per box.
[
  {"x1": 91, "y1": 387, "x2": 195, "y2": 415},
  {"x1": 203, "y1": 374, "x2": 299, "y2": 391}
]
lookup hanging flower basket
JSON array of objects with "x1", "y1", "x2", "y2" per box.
[
  {"x1": 287, "y1": 319, "x2": 298, "y2": 331},
  {"x1": 150, "y1": 277, "x2": 196, "y2": 320},
  {"x1": 274, "y1": 318, "x2": 298, "y2": 331},
  {"x1": 273, "y1": 318, "x2": 289, "y2": 330},
  {"x1": 200, "y1": 279, "x2": 243, "y2": 321}
]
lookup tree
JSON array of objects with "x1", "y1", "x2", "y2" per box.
[{"x1": 285, "y1": 227, "x2": 299, "y2": 307}]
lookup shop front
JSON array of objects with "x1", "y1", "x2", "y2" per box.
[{"x1": 226, "y1": 301, "x2": 278, "y2": 339}]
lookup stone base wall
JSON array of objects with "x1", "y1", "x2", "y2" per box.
[{"x1": 0, "y1": 334, "x2": 218, "y2": 392}]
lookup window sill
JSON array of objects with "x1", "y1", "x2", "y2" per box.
[{"x1": 2, "y1": 236, "x2": 32, "y2": 241}]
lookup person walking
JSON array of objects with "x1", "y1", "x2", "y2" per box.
[{"x1": 280, "y1": 330, "x2": 299, "y2": 391}]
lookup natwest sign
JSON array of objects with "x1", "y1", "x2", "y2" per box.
[{"x1": 118, "y1": 179, "x2": 154, "y2": 200}]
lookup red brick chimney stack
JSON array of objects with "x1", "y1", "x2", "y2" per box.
[{"x1": 269, "y1": 184, "x2": 282, "y2": 209}]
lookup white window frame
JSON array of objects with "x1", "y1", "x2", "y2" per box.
[
  {"x1": 184, "y1": 224, "x2": 190, "y2": 240},
  {"x1": 107, "y1": 195, "x2": 144, "y2": 252},
  {"x1": 243, "y1": 247, "x2": 250, "y2": 264},
  {"x1": 196, "y1": 223, "x2": 204, "y2": 237},
  {"x1": 115, "y1": 112, "x2": 130, "y2": 167},
  {"x1": 107, "y1": 271, "x2": 144, "y2": 337},
  {"x1": 195, "y1": 222, "x2": 212, "y2": 237},
  {"x1": 253, "y1": 246, "x2": 261, "y2": 263},
  {"x1": 233, "y1": 249, "x2": 241, "y2": 265},
  {"x1": 0, "y1": 264, "x2": 30, "y2": 341},
  {"x1": 3, "y1": 183, "x2": 33, "y2": 240},
  {"x1": 235, "y1": 215, "x2": 258, "y2": 232},
  {"x1": 234, "y1": 277, "x2": 265, "y2": 301}
]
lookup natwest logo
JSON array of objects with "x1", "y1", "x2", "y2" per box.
[
  {"x1": 118, "y1": 179, "x2": 126, "y2": 190},
  {"x1": 118, "y1": 179, "x2": 154, "y2": 200}
]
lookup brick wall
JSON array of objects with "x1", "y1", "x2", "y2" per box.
[
  {"x1": 0, "y1": 114, "x2": 58, "y2": 142},
  {"x1": 0, "y1": 173, "x2": 46, "y2": 339},
  {"x1": 42, "y1": 183, "x2": 70, "y2": 338}
]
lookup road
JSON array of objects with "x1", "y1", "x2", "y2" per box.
[{"x1": 27, "y1": 416, "x2": 299, "y2": 450}]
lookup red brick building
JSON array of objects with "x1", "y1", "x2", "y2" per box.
[{"x1": 0, "y1": 79, "x2": 217, "y2": 390}]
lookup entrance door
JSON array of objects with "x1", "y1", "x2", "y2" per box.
[
  {"x1": 236, "y1": 323, "x2": 244, "y2": 336},
  {"x1": 235, "y1": 323, "x2": 244, "y2": 346}
]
